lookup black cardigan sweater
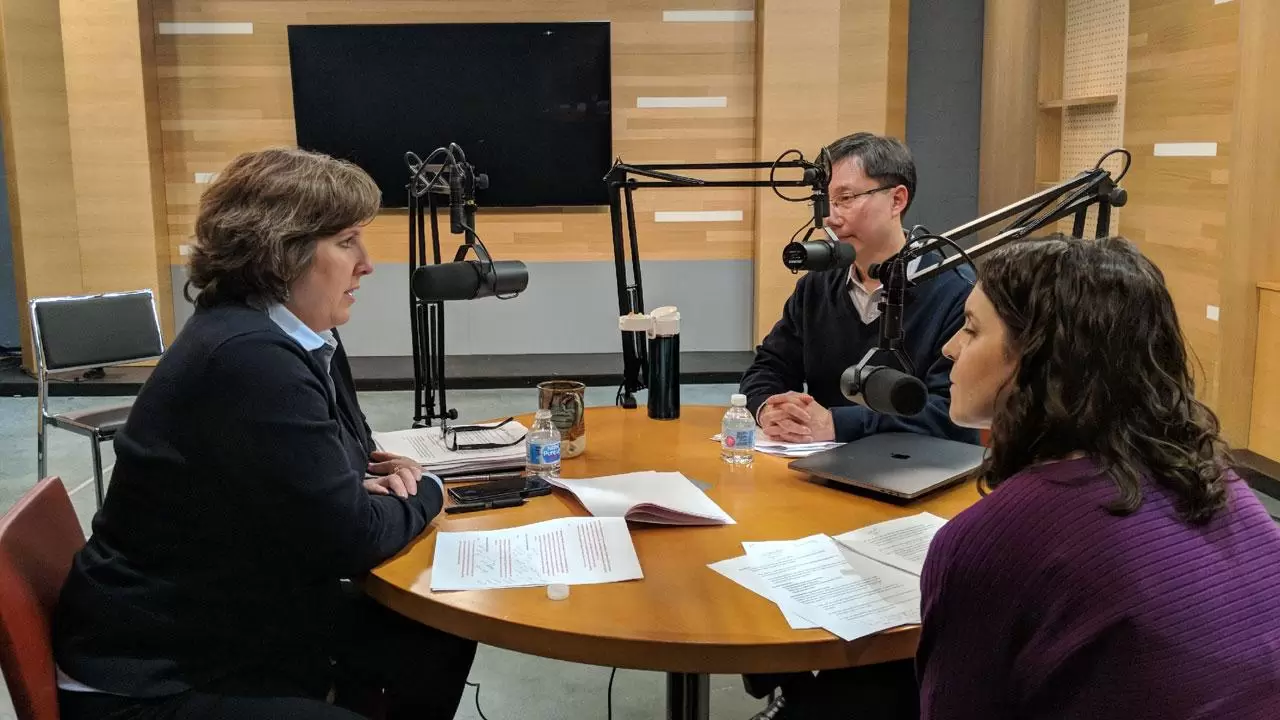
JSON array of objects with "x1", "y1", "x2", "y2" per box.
[{"x1": 53, "y1": 304, "x2": 442, "y2": 697}]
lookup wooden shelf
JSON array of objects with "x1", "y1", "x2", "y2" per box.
[
  {"x1": 1039, "y1": 93, "x2": 1119, "y2": 109},
  {"x1": 1259, "y1": 281, "x2": 1280, "y2": 293}
]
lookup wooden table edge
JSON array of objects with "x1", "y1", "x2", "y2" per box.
[{"x1": 364, "y1": 572, "x2": 922, "y2": 673}]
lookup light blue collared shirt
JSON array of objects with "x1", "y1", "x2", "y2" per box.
[{"x1": 267, "y1": 304, "x2": 337, "y2": 372}]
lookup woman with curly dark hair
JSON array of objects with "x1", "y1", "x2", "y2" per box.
[{"x1": 918, "y1": 235, "x2": 1280, "y2": 718}]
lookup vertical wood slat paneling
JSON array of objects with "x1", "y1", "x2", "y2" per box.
[
  {"x1": 154, "y1": 0, "x2": 759, "y2": 265},
  {"x1": 0, "y1": 0, "x2": 83, "y2": 368},
  {"x1": 1223, "y1": 0, "x2": 1280, "y2": 446},
  {"x1": 61, "y1": 0, "x2": 173, "y2": 336},
  {"x1": 1121, "y1": 0, "x2": 1239, "y2": 409}
]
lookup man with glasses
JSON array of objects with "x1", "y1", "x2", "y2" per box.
[
  {"x1": 740, "y1": 134, "x2": 977, "y2": 719},
  {"x1": 740, "y1": 132, "x2": 978, "y2": 449}
]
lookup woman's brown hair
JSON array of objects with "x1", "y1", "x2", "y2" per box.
[
  {"x1": 184, "y1": 147, "x2": 380, "y2": 309},
  {"x1": 979, "y1": 235, "x2": 1229, "y2": 524}
]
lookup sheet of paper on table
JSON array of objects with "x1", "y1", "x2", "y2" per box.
[
  {"x1": 742, "y1": 534, "x2": 920, "y2": 642},
  {"x1": 709, "y1": 513, "x2": 947, "y2": 632},
  {"x1": 428, "y1": 517, "x2": 643, "y2": 592},
  {"x1": 709, "y1": 433, "x2": 842, "y2": 458},
  {"x1": 833, "y1": 512, "x2": 948, "y2": 577}
]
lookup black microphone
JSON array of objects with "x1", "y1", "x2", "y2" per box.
[
  {"x1": 411, "y1": 260, "x2": 529, "y2": 302},
  {"x1": 448, "y1": 166, "x2": 467, "y2": 234},
  {"x1": 782, "y1": 227, "x2": 856, "y2": 272},
  {"x1": 839, "y1": 361, "x2": 928, "y2": 416}
]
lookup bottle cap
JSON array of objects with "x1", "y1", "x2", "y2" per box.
[
  {"x1": 546, "y1": 583, "x2": 570, "y2": 601},
  {"x1": 534, "y1": 408, "x2": 552, "y2": 420},
  {"x1": 731, "y1": 393, "x2": 747, "y2": 406}
]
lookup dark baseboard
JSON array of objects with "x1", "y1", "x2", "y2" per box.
[
  {"x1": 0, "y1": 352, "x2": 753, "y2": 397},
  {"x1": 1232, "y1": 449, "x2": 1280, "y2": 504}
]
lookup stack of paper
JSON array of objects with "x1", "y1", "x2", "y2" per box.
[
  {"x1": 710, "y1": 433, "x2": 842, "y2": 458},
  {"x1": 373, "y1": 420, "x2": 527, "y2": 475},
  {"x1": 708, "y1": 513, "x2": 947, "y2": 641},
  {"x1": 549, "y1": 471, "x2": 735, "y2": 526},
  {"x1": 429, "y1": 517, "x2": 643, "y2": 592}
]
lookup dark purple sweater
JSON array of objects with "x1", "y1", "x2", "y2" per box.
[{"x1": 918, "y1": 457, "x2": 1280, "y2": 719}]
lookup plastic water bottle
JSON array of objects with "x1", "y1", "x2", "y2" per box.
[
  {"x1": 526, "y1": 409, "x2": 562, "y2": 479},
  {"x1": 721, "y1": 394, "x2": 755, "y2": 466}
]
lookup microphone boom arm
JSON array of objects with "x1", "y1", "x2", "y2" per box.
[
  {"x1": 844, "y1": 149, "x2": 1131, "y2": 415},
  {"x1": 605, "y1": 156, "x2": 829, "y2": 408}
]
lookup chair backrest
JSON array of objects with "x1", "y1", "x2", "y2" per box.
[
  {"x1": 0, "y1": 477, "x2": 85, "y2": 720},
  {"x1": 29, "y1": 290, "x2": 164, "y2": 374}
]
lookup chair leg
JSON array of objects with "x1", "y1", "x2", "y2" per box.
[
  {"x1": 36, "y1": 419, "x2": 48, "y2": 480},
  {"x1": 90, "y1": 437, "x2": 106, "y2": 509}
]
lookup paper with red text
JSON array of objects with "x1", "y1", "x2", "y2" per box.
[{"x1": 428, "y1": 517, "x2": 643, "y2": 592}]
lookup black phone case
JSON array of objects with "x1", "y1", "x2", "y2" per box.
[{"x1": 448, "y1": 477, "x2": 553, "y2": 503}]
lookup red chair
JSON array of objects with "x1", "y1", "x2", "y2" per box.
[{"x1": 0, "y1": 477, "x2": 86, "y2": 720}]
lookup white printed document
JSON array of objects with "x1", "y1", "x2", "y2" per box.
[
  {"x1": 742, "y1": 534, "x2": 920, "y2": 642},
  {"x1": 708, "y1": 555, "x2": 819, "y2": 630},
  {"x1": 833, "y1": 512, "x2": 948, "y2": 577},
  {"x1": 549, "y1": 471, "x2": 735, "y2": 525},
  {"x1": 373, "y1": 420, "x2": 527, "y2": 475},
  {"x1": 710, "y1": 433, "x2": 842, "y2": 458},
  {"x1": 429, "y1": 517, "x2": 643, "y2": 592}
]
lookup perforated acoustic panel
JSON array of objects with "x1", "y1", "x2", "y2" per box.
[{"x1": 1060, "y1": 0, "x2": 1129, "y2": 232}]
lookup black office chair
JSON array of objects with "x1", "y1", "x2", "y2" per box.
[{"x1": 29, "y1": 290, "x2": 165, "y2": 508}]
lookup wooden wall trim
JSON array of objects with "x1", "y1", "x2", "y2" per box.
[
  {"x1": 0, "y1": 0, "x2": 83, "y2": 369},
  {"x1": 61, "y1": 0, "x2": 173, "y2": 338},
  {"x1": 1221, "y1": 0, "x2": 1280, "y2": 446},
  {"x1": 978, "y1": 0, "x2": 1039, "y2": 216}
]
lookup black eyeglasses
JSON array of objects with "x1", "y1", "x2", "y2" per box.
[
  {"x1": 443, "y1": 416, "x2": 527, "y2": 451},
  {"x1": 830, "y1": 185, "x2": 897, "y2": 211}
]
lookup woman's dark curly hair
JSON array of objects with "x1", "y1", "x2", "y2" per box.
[
  {"x1": 184, "y1": 147, "x2": 380, "y2": 310},
  {"x1": 978, "y1": 234, "x2": 1229, "y2": 524}
]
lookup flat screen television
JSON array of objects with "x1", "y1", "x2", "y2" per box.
[{"x1": 287, "y1": 22, "x2": 612, "y2": 209}]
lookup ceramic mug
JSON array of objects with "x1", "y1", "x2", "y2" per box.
[{"x1": 537, "y1": 380, "x2": 586, "y2": 458}]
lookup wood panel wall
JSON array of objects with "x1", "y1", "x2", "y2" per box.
[
  {"x1": 1222, "y1": 0, "x2": 1280, "y2": 448},
  {"x1": 154, "y1": 0, "x2": 759, "y2": 266},
  {"x1": 753, "y1": 0, "x2": 908, "y2": 342},
  {"x1": 61, "y1": 0, "x2": 173, "y2": 338},
  {"x1": 1251, "y1": 286, "x2": 1280, "y2": 461},
  {"x1": 1120, "y1": 0, "x2": 1238, "y2": 411},
  {"x1": 0, "y1": 0, "x2": 82, "y2": 368},
  {"x1": 978, "y1": 0, "x2": 1039, "y2": 217}
]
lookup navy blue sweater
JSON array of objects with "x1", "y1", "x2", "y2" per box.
[
  {"x1": 741, "y1": 259, "x2": 979, "y2": 444},
  {"x1": 54, "y1": 304, "x2": 443, "y2": 697}
]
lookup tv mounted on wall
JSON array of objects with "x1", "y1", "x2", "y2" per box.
[{"x1": 287, "y1": 22, "x2": 612, "y2": 209}]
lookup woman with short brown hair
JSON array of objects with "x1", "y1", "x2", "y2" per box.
[{"x1": 54, "y1": 147, "x2": 476, "y2": 720}]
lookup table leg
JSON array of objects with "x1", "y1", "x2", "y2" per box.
[{"x1": 666, "y1": 672, "x2": 710, "y2": 720}]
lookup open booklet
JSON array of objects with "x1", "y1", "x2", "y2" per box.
[
  {"x1": 548, "y1": 471, "x2": 736, "y2": 526},
  {"x1": 708, "y1": 513, "x2": 947, "y2": 640}
]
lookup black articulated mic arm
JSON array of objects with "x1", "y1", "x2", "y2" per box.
[
  {"x1": 405, "y1": 143, "x2": 531, "y2": 429},
  {"x1": 605, "y1": 149, "x2": 845, "y2": 408},
  {"x1": 839, "y1": 148, "x2": 1133, "y2": 417}
]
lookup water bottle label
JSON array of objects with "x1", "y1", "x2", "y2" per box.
[
  {"x1": 528, "y1": 441, "x2": 561, "y2": 465},
  {"x1": 723, "y1": 429, "x2": 754, "y2": 449}
]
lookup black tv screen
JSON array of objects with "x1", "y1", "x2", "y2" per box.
[{"x1": 287, "y1": 22, "x2": 612, "y2": 208}]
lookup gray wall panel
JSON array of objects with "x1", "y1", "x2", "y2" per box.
[
  {"x1": 904, "y1": 0, "x2": 984, "y2": 237},
  {"x1": 171, "y1": 260, "x2": 756, "y2": 356}
]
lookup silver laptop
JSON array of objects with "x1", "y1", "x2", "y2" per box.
[{"x1": 788, "y1": 432, "x2": 986, "y2": 500}]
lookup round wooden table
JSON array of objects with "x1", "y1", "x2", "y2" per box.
[{"x1": 367, "y1": 406, "x2": 980, "y2": 719}]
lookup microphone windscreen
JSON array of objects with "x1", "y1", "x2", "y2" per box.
[
  {"x1": 411, "y1": 262, "x2": 483, "y2": 302},
  {"x1": 862, "y1": 366, "x2": 928, "y2": 416}
]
